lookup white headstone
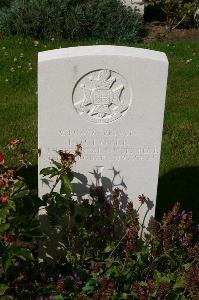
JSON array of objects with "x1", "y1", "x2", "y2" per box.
[
  {"x1": 38, "y1": 46, "x2": 168, "y2": 228},
  {"x1": 123, "y1": 0, "x2": 144, "y2": 15}
]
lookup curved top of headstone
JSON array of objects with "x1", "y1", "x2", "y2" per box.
[{"x1": 38, "y1": 45, "x2": 168, "y2": 64}]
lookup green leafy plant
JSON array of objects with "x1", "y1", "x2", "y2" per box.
[
  {"x1": 64, "y1": 0, "x2": 144, "y2": 42},
  {"x1": 0, "y1": 0, "x2": 64, "y2": 38},
  {"x1": 0, "y1": 140, "x2": 198, "y2": 299},
  {"x1": 0, "y1": 139, "x2": 44, "y2": 298},
  {"x1": 145, "y1": 0, "x2": 198, "y2": 31},
  {"x1": 0, "y1": 0, "x2": 13, "y2": 9},
  {"x1": 0, "y1": 0, "x2": 143, "y2": 42}
]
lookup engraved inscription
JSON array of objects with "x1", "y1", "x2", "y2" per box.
[
  {"x1": 73, "y1": 69, "x2": 131, "y2": 123},
  {"x1": 45, "y1": 127, "x2": 160, "y2": 163},
  {"x1": 48, "y1": 128, "x2": 161, "y2": 162},
  {"x1": 46, "y1": 147, "x2": 160, "y2": 163}
]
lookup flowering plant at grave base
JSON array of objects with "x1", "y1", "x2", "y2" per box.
[{"x1": 0, "y1": 140, "x2": 199, "y2": 299}]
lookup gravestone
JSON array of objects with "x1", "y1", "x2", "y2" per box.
[
  {"x1": 38, "y1": 46, "x2": 168, "y2": 228},
  {"x1": 123, "y1": 0, "x2": 144, "y2": 15}
]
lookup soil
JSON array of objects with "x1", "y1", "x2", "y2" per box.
[{"x1": 144, "y1": 22, "x2": 199, "y2": 43}]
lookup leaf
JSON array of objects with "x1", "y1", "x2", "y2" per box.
[
  {"x1": 53, "y1": 195, "x2": 69, "y2": 211},
  {"x1": 54, "y1": 296, "x2": 64, "y2": 300},
  {"x1": 104, "y1": 242, "x2": 115, "y2": 253},
  {"x1": 173, "y1": 275, "x2": 185, "y2": 289},
  {"x1": 183, "y1": 263, "x2": 192, "y2": 270},
  {"x1": 11, "y1": 180, "x2": 29, "y2": 199},
  {"x1": 67, "y1": 170, "x2": 74, "y2": 182},
  {"x1": 60, "y1": 174, "x2": 72, "y2": 195},
  {"x1": 120, "y1": 293, "x2": 128, "y2": 299},
  {"x1": 51, "y1": 159, "x2": 62, "y2": 169},
  {"x1": 13, "y1": 180, "x2": 25, "y2": 190},
  {"x1": 8, "y1": 200, "x2": 16, "y2": 211},
  {"x1": 0, "y1": 224, "x2": 10, "y2": 234},
  {"x1": 40, "y1": 167, "x2": 59, "y2": 178},
  {"x1": 0, "y1": 208, "x2": 9, "y2": 224},
  {"x1": 12, "y1": 190, "x2": 29, "y2": 199},
  {"x1": 3, "y1": 258, "x2": 12, "y2": 272},
  {"x1": 82, "y1": 278, "x2": 97, "y2": 294},
  {"x1": 12, "y1": 248, "x2": 34, "y2": 262},
  {"x1": 0, "y1": 284, "x2": 9, "y2": 296},
  {"x1": 154, "y1": 270, "x2": 164, "y2": 284}
]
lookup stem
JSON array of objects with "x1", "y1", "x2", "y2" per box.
[
  {"x1": 140, "y1": 208, "x2": 149, "y2": 239},
  {"x1": 50, "y1": 175, "x2": 61, "y2": 195},
  {"x1": 172, "y1": 14, "x2": 187, "y2": 30},
  {"x1": 8, "y1": 240, "x2": 37, "y2": 250},
  {"x1": 107, "y1": 231, "x2": 128, "y2": 260},
  {"x1": 108, "y1": 204, "x2": 143, "y2": 259},
  {"x1": 50, "y1": 168, "x2": 66, "y2": 195}
]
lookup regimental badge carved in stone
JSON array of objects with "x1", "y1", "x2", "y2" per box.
[{"x1": 73, "y1": 69, "x2": 131, "y2": 123}]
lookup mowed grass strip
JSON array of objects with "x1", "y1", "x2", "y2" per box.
[{"x1": 0, "y1": 36, "x2": 198, "y2": 175}]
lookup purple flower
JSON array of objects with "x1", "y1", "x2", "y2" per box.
[
  {"x1": 108, "y1": 281, "x2": 115, "y2": 289},
  {"x1": 71, "y1": 272, "x2": 78, "y2": 278},
  {"x1": 70, "y1": 272, "x2": 82, "y2": 289},
  {"x1": 173, "y1": 212, "x2": 181, "y2": 220},
  {"x1": 182, "y1": 211, "x2": 189, "y2": 220}
]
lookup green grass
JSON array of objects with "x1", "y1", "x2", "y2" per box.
[{"x1": 0, "y1": 36, "x2": 198, "y2": 219}]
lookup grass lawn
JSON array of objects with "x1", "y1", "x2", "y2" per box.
[{"x1": 0, "y1": 36, "x2": 198, "y2": 219}]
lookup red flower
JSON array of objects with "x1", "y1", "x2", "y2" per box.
[
  {"x1": 0, "y1": 152, "x2": 4, "y2": 165},
  {"x1": 2, "y1": 195, "x2": 8, "y2": 204},
  {"x1": 147, "y1": 279, "x2": 156, "y2": 290},
  {"x1": 56, "y1": 277, "x2": 65, "y2": 293},
  {"x1": 3, "y1": 233, "x2": 10, "y2": 242},
  {"x1": 139, "y1": 292, "x2": 146, "y2": 300},
  {"x1": 0, "y1": 179, "x2": 6, "y2": 188}
]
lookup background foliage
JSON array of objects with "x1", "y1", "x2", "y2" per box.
[
  {"x1": 0, "y1": 0, "x2": 13, "y2": 9},
  {"x1": 0, "y1": 0, "x2": 143, "y2": 42},
  {"x1": 145, "y1": 0, "x2": 198, "y2": 31}
]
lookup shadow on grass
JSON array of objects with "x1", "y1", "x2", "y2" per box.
[
  {"x1": 17, "y1": 165, "x2": 38, "y2": 191},
  {"x1": 156, "y1": 166, "x2": 199, "y2": 223}
]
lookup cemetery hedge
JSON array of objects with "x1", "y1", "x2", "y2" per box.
[{"x1": 0, "y1": 0, "x2": 143, "y2": 43}]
